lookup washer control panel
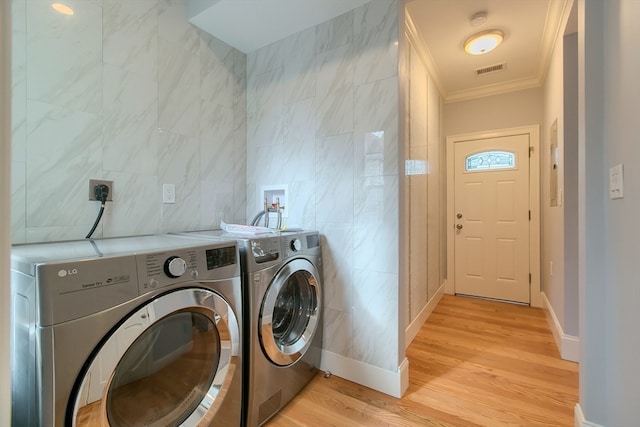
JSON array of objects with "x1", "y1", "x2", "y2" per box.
[
  {"x1": 250, "y1": 238, "x2": 280, "y2": 264},
  {"x1": 282, "y1": 231, "x2": 321, "y2": 258},
  {"x1": 289, "y1": 238, "x2": 302, "y2": 252}
]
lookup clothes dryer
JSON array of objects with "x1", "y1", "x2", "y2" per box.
[
  {"x1": 171, "y1": 230, "x2": 323, "y2": 426},
  {"x1": 11, "y1": 235, "x2": 243, "y2": 427}
]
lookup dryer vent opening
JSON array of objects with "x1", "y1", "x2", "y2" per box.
[{"x1": 475, "y1": 62, "x2": 507, "y2": 76}]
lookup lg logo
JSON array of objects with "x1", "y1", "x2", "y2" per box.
[{"x1": 58, "y1": 268, "x2": 78, "y2": 278}]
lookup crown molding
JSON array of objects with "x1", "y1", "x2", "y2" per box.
[{"x1": 404, "y1": 11, "x2": 448, "y2": 99}]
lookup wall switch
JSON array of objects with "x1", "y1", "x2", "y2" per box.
[
  {"x1": 163, "y1": 184, "x2": 176, "y2": 204},
  {"x1": 609, "y1": 163, "x2": 624, "y2": 199}
]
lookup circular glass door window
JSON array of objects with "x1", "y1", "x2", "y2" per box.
[
  {"x1": 260, "y1": 259, "x2": 321, "y2": 366},
  {"x1": 71, "y1": 288, "x2": 239, "y2": 427},
  {"x1": 106, "y1": 311, "x2": 220, "y2": 426}
]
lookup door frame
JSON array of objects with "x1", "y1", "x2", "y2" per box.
[{"x1": 446, "y1": 125, "x2": 541, "y2": 307}]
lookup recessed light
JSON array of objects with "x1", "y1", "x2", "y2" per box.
[
  {"x1": 52, "y1": 2, "x2": 74, "y2": 16},
  {"x1": 464, "y1": 29, "x2": 504, "y2": 55}
]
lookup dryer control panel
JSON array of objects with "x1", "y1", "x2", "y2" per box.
[
  {"x1": 137, "y1": 243, "x2": 239, "y2": 293},
  {"x1": 12, "y1": 235, "x2": 239, "y2": 326}
]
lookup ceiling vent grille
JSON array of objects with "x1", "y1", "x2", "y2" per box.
[{"x1": 475, "y1": 63, "x2": 506, "y2": 76}]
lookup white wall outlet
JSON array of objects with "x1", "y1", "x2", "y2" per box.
[
  {"x1": 609, "y1": 163, "x2": 624, "y2": 199},
  {"x1": 163, "y1": 184, "x2": 176, "y2": 204}
]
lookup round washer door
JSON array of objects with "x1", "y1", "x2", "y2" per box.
[
  {"x1": 260, "y1": 258, "x2": 321, "y2": 366},
  {"x1": 70, "y1": 288, "x2": 240, "y2": 427}
]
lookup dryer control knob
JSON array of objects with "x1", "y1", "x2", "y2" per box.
[
  {"x1": 164, "y1": 256, "x2": 187, "y2": 278},
  {"x1": 290, "y1": 238, "x2": 302, "y2": 252}
]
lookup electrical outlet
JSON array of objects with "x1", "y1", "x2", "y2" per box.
[
  {"x1": 163, "y1": 184, "x2": 176, "y2": 204},
  {"x1": 89, "y1": 179, "x2": 114, "y2": 201}
]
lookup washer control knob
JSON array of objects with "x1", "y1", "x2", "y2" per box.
[
  {"x1": 164, "y1": 256, "x2": 187, "y2": 278},
  {"x1": 290, "y1": 238, "x2": 302, "y2": 252}
]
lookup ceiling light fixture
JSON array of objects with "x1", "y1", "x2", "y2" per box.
[
  {"x1": 464, "y1": 29, "x2": 504, "y2": 55},
  {"x1": 52, "y1": 2, "x2": 74, "y2": 16}
]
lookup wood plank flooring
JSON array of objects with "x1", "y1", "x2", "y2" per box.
[{"x1": 265, "y1": 294, "x2": 579, "y2": 427}]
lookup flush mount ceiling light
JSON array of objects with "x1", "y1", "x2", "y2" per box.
[
  {"x1": 464, "y1": 29, "x2": 504, "y2": 55},
  {"x1": 51, "y1": 2, "x2": 74, "y2": 16}
]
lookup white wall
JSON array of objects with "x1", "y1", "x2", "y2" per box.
[
  {"x1": 542, "y1": 28, "x2": 566, "y2": 327},
  {"x1": 245, "y1": 0, "x2": 404, "y2": 385},
  {"x1": 1, "y1": 1, "x2": 12, "y2": 423},
  {"x1": 404, "y1": 33, "x2": 444, "y2": 333},
  {"x1": 598, "y1": 0, "x2": 640, "y2": 424},
  {"x1": 579, "y1": 0, "x2": 608, "y2": 423},
  {"x1": 406, "y1": 40, "x2": 429, "y2": 321},
  {"x1": 562, "y1": 32, "x2": 579, "y2": 338},
  {"x1": 11, "y1": 0, "x2": 246, "y2": 243},
  {"x1": 540, "y1": 8, "x2": 580, "y2": 360},
  {"x1": 443, "y1": 87, "x2": 544, "y2": 137}
]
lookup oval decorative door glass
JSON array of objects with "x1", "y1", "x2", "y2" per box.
[{"x1": 465, "y1": 150, "x2": 516, "y2": 171}]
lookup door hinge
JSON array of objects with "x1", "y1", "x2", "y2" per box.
[
  {"x1": 529, "y1": 273, "x2": 532, "y2": 284},
  {"x1": 529, "y1": 210, "x2": 531, "y2": 220},
  {"x1": 529, "y1": 146, "x2": 534, "y2": 158}
]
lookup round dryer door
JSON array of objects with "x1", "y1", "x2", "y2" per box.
[
  {"x1": 69, "y1": 288, "x2": 240, "y2": 427},
  {"x1": 260, "y1": 258, "x2": 321, "y2": 366}
]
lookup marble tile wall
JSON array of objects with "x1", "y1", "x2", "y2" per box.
[
  {"x1": 246, "y1": 0, "x2": 401, "y2": 372},
  {"x1": 11, "y1": 0, "x2": 246, "y2": 243}
]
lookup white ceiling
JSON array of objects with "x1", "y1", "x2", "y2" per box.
[
  {"x1": 188, "y1": 0, "x2": 372, "y2": 53},
  {"x1": 406, "y1": 0, "x2": 572, "y2": 102},
  {"x1": 189, "y1": 0, "x2": 573, "y2": 103}
]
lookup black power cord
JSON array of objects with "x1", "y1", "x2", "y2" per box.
[{"x1": 85, "y1": 184, "x2": 110, "y2": 239}]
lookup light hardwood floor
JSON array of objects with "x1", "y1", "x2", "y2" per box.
[{"x1": 265, "y1": 294, "x2": 579, "y2": 427}]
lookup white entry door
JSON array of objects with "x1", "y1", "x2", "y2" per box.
[{"x1": 454, "y1": 134, "x2": 530, "y2": 303}]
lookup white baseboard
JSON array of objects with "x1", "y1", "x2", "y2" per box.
[
  {"x1": 405, "y1": 281, "x2": 446, "y2": 348},
  {"x1": 541, "y1": 292, "x2": 580, "y2": 362},
  {"x1": 575, "y1": 404, "x2": 604, "y2": 427},
  {"x1": 320, "y1": 350, "x2": 409, "y2": 398}
]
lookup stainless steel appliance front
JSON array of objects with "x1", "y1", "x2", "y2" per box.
[{"x1": 10, "y1": 235, "x2": 243, "y2": 427}]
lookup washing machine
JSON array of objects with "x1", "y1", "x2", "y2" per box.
[
  {"x1": 10, "y1": 234, "x2": 243, "y2": 427},
  {"x1": 171, "y1": 230, "x2": 323, "y2": 427}
]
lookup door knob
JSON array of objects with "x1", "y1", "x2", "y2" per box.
[
  {"x1": 456, "y1": 224, "x2": 463, "y2": 230},
  {"x1": 457, "y1": 213, "x2": 463, "y2": 219}
]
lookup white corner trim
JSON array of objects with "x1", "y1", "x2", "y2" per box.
[
  {"x1": 575, "y1": 403, "x2": 585, "y2": 427},
  {"x1": 575, "y1": 403, "x2": 605, "y2": 427},
  {"x1": 405, "y1": 281, "x2": 445, "y2": 348},
  {"x1": 320, "y1": 350, "x2": 409, "y2": 398},
  {"x1": 541, "y1": 292, "x2": 580, "y2": 362},
  {"x1": 399, "y1": 357, "x2": 409, "y2": 397}
]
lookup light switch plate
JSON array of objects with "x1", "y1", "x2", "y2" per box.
[
  {"x1": 163, "y1": 184, "x2": 176, "y2": 204},
  {"x1": 609, "y1": 164, "x2": 624, "y2": 199}
]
